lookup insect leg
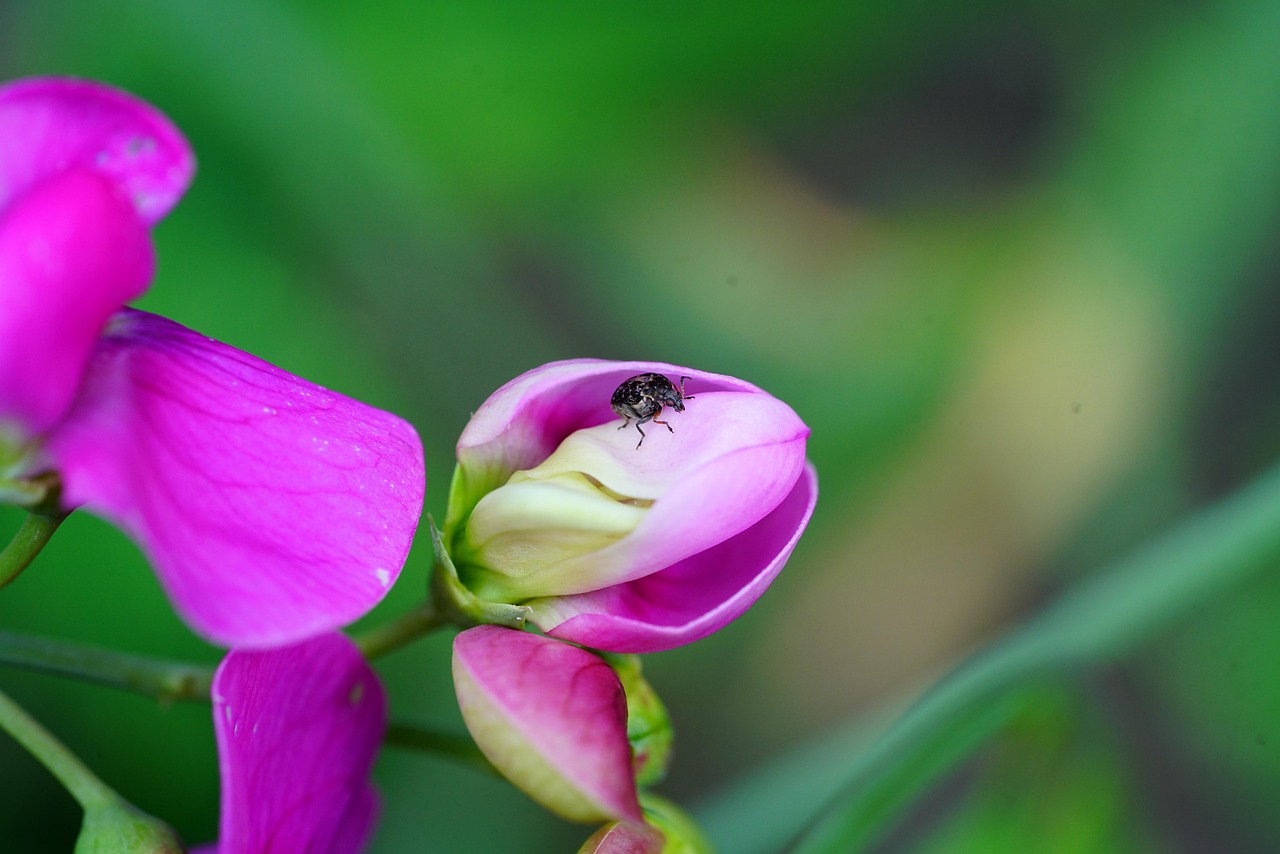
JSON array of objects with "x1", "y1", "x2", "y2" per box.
[
  {"x1": 634, "y1": 413, "x2": 655, "y2": 449},
  {"x1": 651, "y1": 406, "x2": 675, "y2": 435},
  {"x1": 678, "y1": 375, "x2": 695, "y2": 401}
]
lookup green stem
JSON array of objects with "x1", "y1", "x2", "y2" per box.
[
  {"x1": 0, "y1": 687, "x2": 119, "y2": 809},
  {"x1": 352, "y1": 602, "x2": 449, "y2": 660},
  {"x1": 0, "y1": 632, "x2": 213, "y2": 703},
  {"x1": 351, "y1": 515, "x2": 534, "y2": 660},
  {"x1": 384, "y1": 722, "x2": 498, "y2": 777},
  {"x1": 0, "y1": 509, "x2": 67, "y2": 590}
]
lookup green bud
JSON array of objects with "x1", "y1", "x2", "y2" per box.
[
  {"x1": 75, "y1": 802, "x2": 184, "y2": 854},
  {"x1": 609, "y1": 654, "x2": 674, "y2": 788},
  {"x1": 641, "y1": 794, "x2": 714, "y2": 854}
]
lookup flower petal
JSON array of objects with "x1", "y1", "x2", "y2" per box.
[
  {"x1": 529, "y1": 463, "x2": 818, "y2": 653},
  {"x1": 447, "y1": 359, "x2": 765, "y2": 534},
  {"x1": 578, "y1": 821, "x2": 666, "y2": 854},
  {"x1": 0, "y1": 169, "x2": 153, "y2": 440},
  {"x1": 452, "y1": 626, "x2": 641, "y2": 824},
  {"x1": 462, "y1": 473, "x2": 648, "y2": 580},
  {"x1": 0, "y1": 77, "x2": 194, "y2": 224},
  {"x1": 43, "y1": 309, "x2": 425, "y2": 647},
  {"x1": 211, "y1": 633, "x2": 385, "y2": 854},
  {"x1": 470, "y1": 391, "x2": 809, "y2": 599}
]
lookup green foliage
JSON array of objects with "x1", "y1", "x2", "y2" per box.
[{"x1": 3, "y1": 0, "x2": 1279, "y2": 849}]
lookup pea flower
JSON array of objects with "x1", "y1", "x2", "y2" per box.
[
  {"x1": 443, "y1": 360, "x2": 816, "y2": 653},
  {"x1": 205, "y1": 632, "x2": 386, "y2": 853},
  {"x1": 452, "y1": 625, "x2": 643, "y2": 825},
  {"x1": 0, "y1": 77, "x2": 424, "y2": 647}
]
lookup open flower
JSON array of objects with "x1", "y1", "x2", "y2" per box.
[
  {"x1": 206, "y1": 632, "x2": 386, "y2": 853},
  {"x1": 444, "y1": 360, "x2": 816, "y2": 653},
  {"x1": 0, "y1": 77, "x2": 424, "y2": 647}
]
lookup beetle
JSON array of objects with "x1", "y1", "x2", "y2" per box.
[{"x1": 611, "y1": 373, "x2": 695, "y2": 449}]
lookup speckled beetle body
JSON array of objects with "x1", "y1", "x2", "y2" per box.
[{"x1": 611, "y1": 373, "x2": 695, "y2": 449}]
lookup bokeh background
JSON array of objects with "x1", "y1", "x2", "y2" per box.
[{"x1": 3, "y1": 0, "x2": 1280, "y2": 851}]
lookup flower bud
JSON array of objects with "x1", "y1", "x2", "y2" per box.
[
  {"x1": 453, "y1": 626, "x2": 642, "y2": 824},
  {"x1": 577, "y1": 795, "x2": 713, "y2": 854},
  {"x1": 640, "y1": 793, "x2": 714, "y2": 854},
  {"x1": 577, "y1": 821, "x2": 666, "y2": 854},
  {"x1": 609, "y1": 654, "x2": 674, "y2": 788}
]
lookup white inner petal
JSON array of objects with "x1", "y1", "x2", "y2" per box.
[{"x1": 463, "y1": 472, "x2": 648, "y2": 579}]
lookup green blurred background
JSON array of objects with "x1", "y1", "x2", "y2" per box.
[{"x1": 3, "y1": 0, "x2": 1280, "y2": 850}]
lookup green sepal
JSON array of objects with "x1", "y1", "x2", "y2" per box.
[
  {"x1": 641, "y1": 793, "x2": 714, "y2": 854},
  {"x1": 441, "y1": 459, "x2": 511, "y2": 548},
  {"x1": 0, "y1": 473, "x2": 68, "y2": 591},
  {"x1": 0, "y1": 470, "x2": 60, "y2": 510},
  {"x1": 75, "y1": 802, "x2": 184, "y2": 854},
  {"x1": 429, "y1": 515, "x2": 529, "y2": 629},
  {"x1": 606, "y1": 653, "x2": 675, "y2": 788}
]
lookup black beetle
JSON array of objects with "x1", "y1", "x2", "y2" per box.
[{"x1": 611, "y1": 373, "x2": 694, "y2": 449}]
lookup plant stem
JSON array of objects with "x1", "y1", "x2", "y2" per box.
[
  {"x1": 0, "y1": 687, "x2": 119, "y2": 809},
  {"x1": 384, "y1": 722, "x2": 498, "y2": 777},
  {"x1": 352, "y1": 602, "x2": 449, "y2": 659},
  {"x1": 0, "y1": 631, "x2": 213, "y2": 703},
  {"x1": 0, "y1": 510, "x2": 66, "y2": 590}
]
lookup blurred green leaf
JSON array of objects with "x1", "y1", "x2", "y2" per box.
[
  {"x1": 908, "y1": 687, "x2": 1161, "y2": 854},
  {"x1": 699, "y1": 457, "x2": 1280, "y2": 852}
]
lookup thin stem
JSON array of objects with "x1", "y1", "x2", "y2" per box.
[
  {"x1": 384, "y1": 722, "x2": 498, "y2": 777},
  {"x1": 353, "y1": 602, "x2": 449, "y2": 660},
  {"x1": 0, "y1": 631, "x2": 213, "y2": 703},
  {"x1": 0, "y1": 686, "x2": 119, "y2": 809},
  {"x1": 0, "y1": 510, "x2": 67, "y2": 590}
]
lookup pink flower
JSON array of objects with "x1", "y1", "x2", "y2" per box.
[
  {"x1": 206, "y1": 633, "x2": 386, "y2": 854},
  {"x1": 444, "y1": 360, "x2": 816, "y2": 653},
  {"x1": 0, "y1": 77, "x2": 424, "y2": 647},
  {"x1": 452, "y1": 625, "x2": 642, "y2": 824}
]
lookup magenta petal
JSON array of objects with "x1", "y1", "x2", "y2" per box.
[
  {"x1": 44, "y1": 309, "x2": 425, "y2": 647},
  {"x1": 578, "y1": 821, "x2": 666, "y2": 854},
  {"x1": 531, "y1": 463, "x2": 818, "y2": 653},
  {"x1": 453, "y1": 626, "x2": 642, "y2": 824},
  {"x1": 0, "y1": 169, "x2": 153, "y2": 437},
  {"x1": 0, "y1": 77, "x2": 194, "y2": 224},
  {"x1": 452, "y1": 359, "x2": 768, "y2": 506},
  {"x1": 212, "y1": 633, "x2": 385, "y2": 854}
]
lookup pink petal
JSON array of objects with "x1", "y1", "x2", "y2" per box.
[
  {"x1": 530, "y1": 463, "x2": 818, "y2": 653},
  {"x1": 0, "y1": 169, "x2": 153, "y2": 438},
  {"x1": 43, "y1": 309, "x2": 425, "y2": 647},
  {"x1": 578, "y1": 821, "x2": 666, "y2": 854},
  {"x1": 211, "y1": 633, "x2": 385, "y2": 854},
  {"x1": 452, "y1": 626, "x2": 641, "y2": 824},
  {"x1": 449, "y1": 359, "x2": 766, "y2": 523},
  {"x1": 478, "y1": 390, "x2": 809, "y2": 599},
  {"x1": 0, "y1": 77, "x2": 194, "y2": 224}
]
